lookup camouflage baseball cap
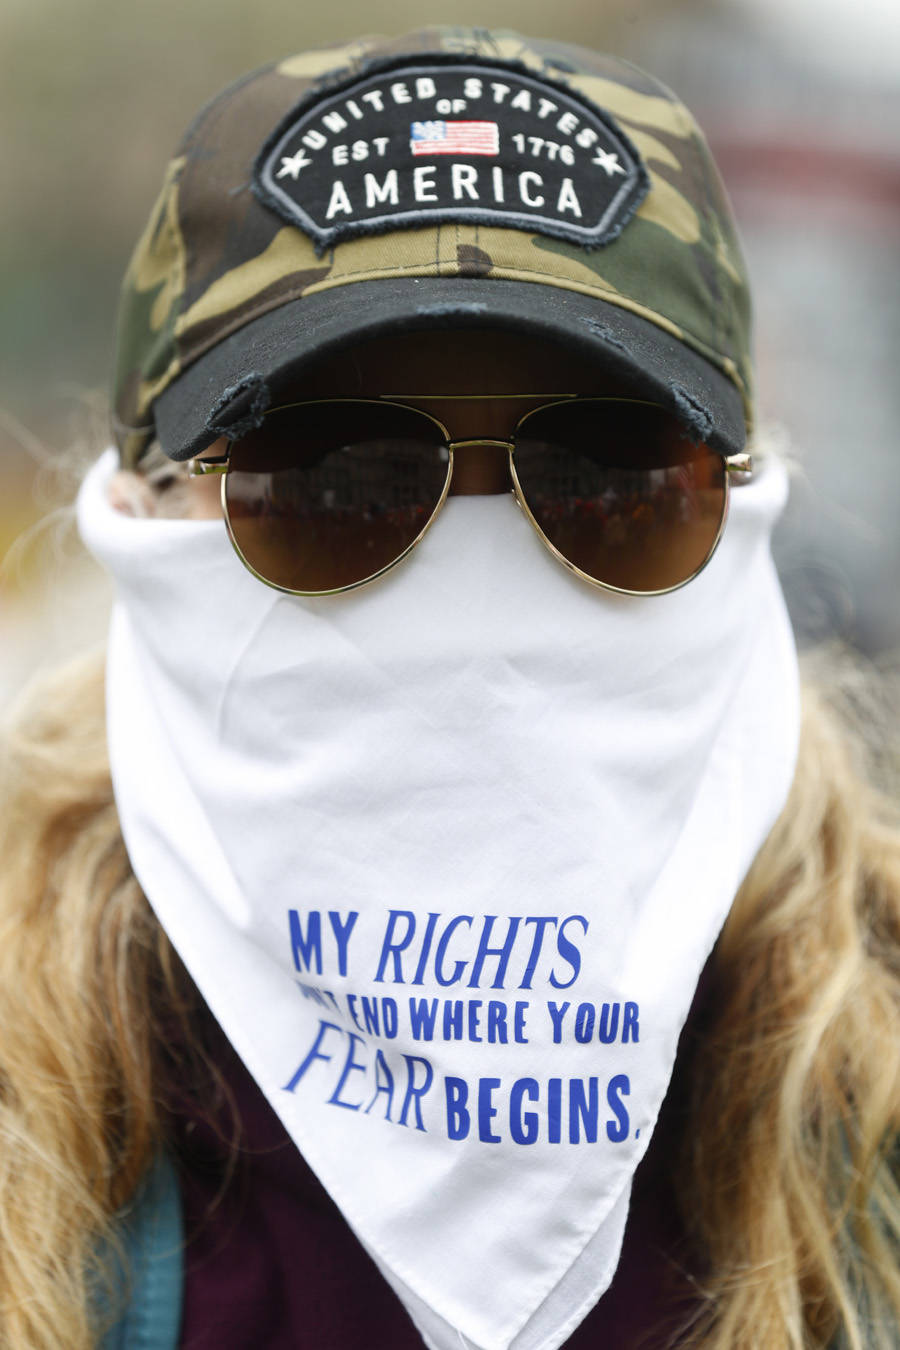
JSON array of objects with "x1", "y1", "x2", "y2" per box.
[{"x1": 111, "y1": 27, "x2": 754, "y2": 469}]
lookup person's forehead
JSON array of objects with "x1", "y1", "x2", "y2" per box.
[{"x1": 284, "y1": 327, "x2": 628, "y2": 396}]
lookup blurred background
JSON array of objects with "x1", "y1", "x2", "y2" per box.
[{"x1": 2, "y1": 0, "x2": 898, "y2": 707}]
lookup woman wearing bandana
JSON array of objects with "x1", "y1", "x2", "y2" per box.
[{"x1": 1, "y1": 28, "x2": 898, "y2": 1350}]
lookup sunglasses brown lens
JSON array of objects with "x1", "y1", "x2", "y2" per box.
[
  {"x1": 224, "y1": 402, "x2": 450, "y2": 592},
  {"x1": 512, "y1": 400, "x2": 727, "y2": 593}
]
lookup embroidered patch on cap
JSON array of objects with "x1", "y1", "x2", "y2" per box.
[{"x1": 253, "y1": 58, "x2": 649, "y2": 253}]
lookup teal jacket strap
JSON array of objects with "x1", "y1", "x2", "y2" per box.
[{"x1": 101, "y1": 1150, "x2": 184, "y2": 1350}]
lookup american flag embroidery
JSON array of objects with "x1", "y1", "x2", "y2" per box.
[{"x1": 410, "y1": 121, "x2": 500, "y2": 157}]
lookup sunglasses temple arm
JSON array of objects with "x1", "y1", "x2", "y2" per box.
[
  {"x1": 187, "y1": 456, "x2": 229, "y2": 476},
  {"x1": 725, "y1": 452, "x2": 753, "y2": 477}
]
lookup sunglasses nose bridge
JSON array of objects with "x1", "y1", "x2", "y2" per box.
[
  {"x1": 445, "y1": 438, "x2": 515, "y2": 497},
  {"x1": 447, "y1": 438, "x2": 513, "y2": 450}
]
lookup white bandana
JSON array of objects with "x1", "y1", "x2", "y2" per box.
[{"x1": 78, "y1": 449, "x2": 799, "y2": 1350}]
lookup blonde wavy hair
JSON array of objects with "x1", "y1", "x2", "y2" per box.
[{"x1": 0, "y1": 443, "x2": 898, "y2": 1348}]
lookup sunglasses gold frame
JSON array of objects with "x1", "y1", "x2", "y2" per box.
[{"x1": 188, "y1": 395, "x2": 752, "y2": 598}]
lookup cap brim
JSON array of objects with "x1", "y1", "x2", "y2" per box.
[{"x1": 153, "y1": 277, "x2": 747, "y2": 461}]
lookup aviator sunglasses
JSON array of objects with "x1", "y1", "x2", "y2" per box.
[{"x1": 188, "y1": 395, "x2": 752, "y2": 596}]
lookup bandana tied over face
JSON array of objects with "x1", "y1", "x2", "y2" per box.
[{"x1": 79, "y1": 450, "x2": 799, "y2": 1350}]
